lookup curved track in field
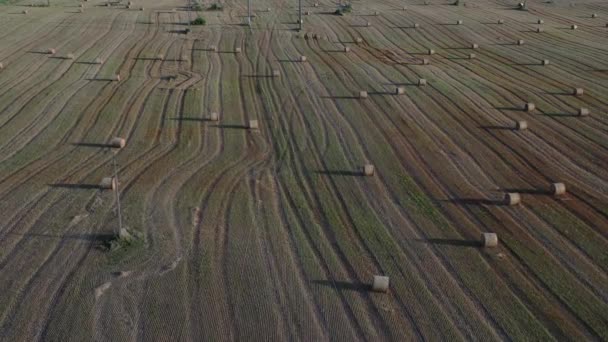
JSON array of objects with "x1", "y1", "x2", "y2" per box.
[{"x1": 0, "y1": 0, "x2": 607, "y2": 340}]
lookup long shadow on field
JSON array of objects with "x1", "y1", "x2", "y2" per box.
[
  {"x1": 510, "y1": 62, "x2": 545, "y2": 66},
  {"x1": 495, "y1": 106, "x2": 525, "y2": 111},
  {"x1": 502, "y1": 188, "x2": 547, "y2": 195},
  {"x1": 312, "y1": 170, "x2": 362, "y2": 177},
  {"x1": 242, "y1": 74, "x2": 274, "y2": 78},
  {"x1": 478, "y1": 125, "x2": 513, "y2": 131},
  {"x1": 49, "y1": 183, "x2": 105, "y2": 190},
  {"x1": 441, "y1": 198, "x2": 500, "y2": 206},
  {"x1": 72, "y1": 142, "x2": 114, "y2": 148},
  {"x1": 542, "y1": 112, "x2": 581, "y2": 117},
  {"x1": 169, "y1": 117, "x2": 216, "y2": 122},
  {"x1": 210, "y1": 124, "x2": 248, "y2": 129},
  {"x1": 321, "y1": 95, "x2": 359, "y2": 100},
  {"x1": 415, "y1": 238, "x2": 481, "y2": 247},
  {"x1": 7, "y1": 232, "x2": 114, "y2": 244},
  {"x1": 313, "y1": 280, "x2": 370, "y2": 292}
]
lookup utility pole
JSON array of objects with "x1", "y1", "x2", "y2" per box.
[
  {"x1": 112, "y1": 152, "x2": 124, "y2": 236},
  {"x1": 298, "y1": 0, "x2": 302, "y2": 31},
  {"x1": 248, "y1": 0, "x2": 251, "y2": 27}
]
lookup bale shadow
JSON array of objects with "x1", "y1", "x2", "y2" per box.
[
  {"x1": 495, "y1": 106, "x2": 525, "y2": 111},
  {"x1": 133, "y1": 57, "x2": 163, "y2": 61},
  {"x1": 241, "y1": 74, "x2": 274, "y2": 78},
  {"x1": 446, "y1": 57, "x2": 472, "y2": 60},
  {"x1": 86, "y1": 78, "x2": 116, "y2": 81},
  {"x1": 312, "y1": 170, "x2": 363, "y2": 177},
  {"x1": 321, "y1": 95, "x2": 358, "y2": 100},
  {"x1": 72, "y1": 142, "x2": 113, "y2": 148},
  {"x1": 542, "y1": 112, "x2": 580, "y2": 117},
  {"x1": 28, "y1": 51, "x2": 52, "y2": 55},
  {"x1": 479, "y1": 125, "x2": 513, "y2": 131},
  {"x1": 210, "y1": 124, "x2": 248, "y2": 129},
  {"x1": 312, "y1": 280, "x2": 370, "y2": 292},
  {"x1": 75, "y1": 61, "x2": 102, "y2": 65},
  {"x1": 502, "y1": 187, "x2": 547, "y2": 195},
  {"x1": 277, "y1": 59, "x2": 303, "y2": 63},
  {"x1": 168, "y1": 117, "x2": 214, "y2": 122},
  {"x1": 49, "y1": 183, "x2": 104, "y2": 190},
  {"x1": 8, "y1": 232, "x2": 115, "y2": 244},
  {"x1": 415, "y1": 238, "x2": 481, "y2": 247},
  {"x1": 441, "y1": 198, "x2": 501, "y2": 206},
  {"x1": 510, "y1": 62, "x2": 544, "y2": 66}
]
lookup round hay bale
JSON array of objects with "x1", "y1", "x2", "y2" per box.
[
  {"x1": 23, "y1": 9, "x2": 28, "y2": 14},
  {"x1": 210, "y1": 112, "x2": 219, "y2": 121},
  {"x1": 498, "y1": 19, "x2": 505, "y2": 24},
  {"x1": 571, "y1": 24, "x2": 577, "y2": 30},
  {"x1": 106, "y1": 2, "x2": 110, "y2": 6},
  {"x1": 359, "y1": 90, "x2": 368, "y2": 99},
  {"x1": 428, "y1": 48, "x2": 435, "y2": 55},
  {"x1": 525, "y1": 103, "x2": 535, "y2": 112},
  {"x1": 109, "y1": 137, "x2": 126, "y2": 148},
  {"x1": 481, "y1": 233, "x2": 498, "y2": 247},
  {"x1": 418, "y1": 78, "x2": 427, "y2": 86},
  {"x1": 114, "y1": 74, "x2": 121, "y2": 81},
  {"x1": 0, "y1": 62, "x2": 4, "y2": 70},
  {"x1": 99, "y1": 177, "x2": 116, "y2": 190},
  {"x1": 126, "y1": 4, "x2": 131, "y2": 9},
  {"x1": 248, "y1": 119, "x2": 259, "y2": 129},
  {"x1": 366, "y1": 21, "x2": 371, "y2": 27},
  {"x1": 536, "y1": 27, "x2": 544, "y2": 33},
  {"x1": 79, "y1": 3, "x2": 84, "y2": 7},
  {"x1": 371, "y1": 275, "x2": 389, "y2": 292},
  {"x1": 573, "y1": 88, "x2": 583, "y2": 96},
  {"x1": 469, "y1": 53, "x2": 476, "y2": 59},
  {"x1": 299, "y1": 55, "x2": 307, "y2": 62},
  {"x1": 578, "y1": 108, "x2": 589, "y2": 116},
  {"x1": 343, "y1": 46, "x2": 350, "y2": 53},
  {"x1": 209, "y1": 45, "x2": 217, "y2": 52},
  {"x1": 355, "y1": 37, "x2": 363, "y2": 44},
  {"x1": 542, "y1": 59, "x2": 549, "y2": 66},
  {"x1": 374, "y1": 11, "x2": 379, "y2": 16},
  {"x1": 396, "y1": 87, "x2": 405, "y2": 95},
  {"x1": 517, "y1": 39, "x2": 524, "y2": 45},
  {"x1": 363, "y1": 164, "x2": 375, "y2": 176},
  {"x1": 314, "y1": 2, "x2": 319, "y2": 7},
  {"x1": 551, "y1": 182, "x2": 566, "y2": 195},
  {"x1": 298, "y1": 19, "x2": 304, "y2": 24},
  {"x1": 95, "y1": 58, "x2": 103, "y2": 64},
  {"x1": 79, "y1": 8, "x2": 84, "y2": 12},
  {"x1": 515, "y1": 120, "x2": 528, "y2": 130},
  {"x1": 235, "y1": 47, "x2": 242, "y2": 53},
  {"x1": 267, "y1": 7, "x2": 271, "y2": 12},
  {"x1": 471, "y1": 43, "x2": 479, "y2": 49},
  {"x1": 422, "y1": 58, "x2": 430, "y2": 65},
  {"x1": 48, "y1": 48, "x2": 56, "y2": 55},
  {"x1": 181, "y1": 55, "x2": 189, "y2": 62},
  {"x1": 413, "y1": 23, "x2": 420, "y2": 28},
  {"x1": 305, "y1": 11, "x2": 311, "y2": 15},
  {"x1": 457, "y1": 20, "x2": 463, "y2": 25},
  {"x1": 66, "y1": 53, "x2": 75, "y2": 60},
  {"x1": 402, "y1": 6, "x2": 407, "y2": 11},
  {"x1": 503, "y1": 192, "x2": 521, "y2": 205},
  {"x1": 537, "y1": 19, "x2": 544, "y2": 24},
  {"x1": 272, "y1": 69, "x2": 280, "y2": 77},
  {"x1": 591, "y1": 13, "x2": 597, "y2": 18},
  {"x1": 139, "y1": 6, "x2": 144, "y2": 10}
]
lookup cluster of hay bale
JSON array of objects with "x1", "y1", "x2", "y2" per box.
[
  {"x1": 504, "y1": 192, "x2": 521, "y2": 205},
  {"x1": 109, "y1": 137, "x2": 126, "y2": 148},
  {"x1": 515, "y1": 120, "x2": 528, "y2": 130},
  {"x1": 551, "y1": 182, "x2": 566, "y2": 195},
  {"x1": 371, "y1": 275, "x2": 389, "y2": 292},
  {"x1": 525, "y1": 103, "x2": 535, "y2": 112},
  {"x1": 99, "y1": 177, "x2": 117, "y2": 190},
  {"x1": 481, "y1": 233, "x2": 498, "y2": 247}
]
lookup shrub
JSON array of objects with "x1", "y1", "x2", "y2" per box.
[
  {"x1": 191, "y1": 3, "x2": 203, "y2": 11},
  {"x1": 334, "y1": 3, "x2": 351, "y2": 15},
  {"x1": 208, "y1": 3, "x2": 223, "y2": 10},
  {"x1": 191, "y1": 16, "x2": 206, "y2": 25}
]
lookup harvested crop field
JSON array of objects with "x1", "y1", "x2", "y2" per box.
[{"x1": 0, "y1": 0, "x2": 607, "y2": 340}]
